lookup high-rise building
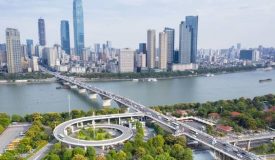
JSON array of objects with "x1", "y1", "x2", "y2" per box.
[
  {"x1": 32, "y1": 56, "x2": 39, "y2": 72},
  {"x1": 45, "y1": 47, "x2": 57, "y2": 67},
  {"x1": 119, "y1": 48, "x2": 134, "y2": 73},
  {"x1": 26, "y1": 39, "x2": 34, "y2": 58},
  {"x1": 240, "y1": 50, "x2": 260, "y2": 61},
  {"x1": 6, "y1": 28, "x2": 22, "y2": 73},
  {"x1": 73, "y1": 0, "x2": 85, "y2": 56},
  {"x1": 21, "y1": 45, "x2": 28, "y2": 59},
  {"x1": 179, "y1": 16, "x2": 198, "y2": 64},
  {"x1": 159, "y1": 32, "x2": 168, "y2": 70},
  {"x1": 164, "y1": 27, "x2": 175, "y2": 65},
  {"x1": 147, "y1": 29, "x2": 156, "y2": 69},
  {"x1": 61, "y1": 20, "x2": 71, "y2": 54},
  {"x1": 38, "y1": 18, "x2": 46, "y2": 46},
  {"x1": 0, "y1": 44, "x2": 7, "y2": 64},
  {"x1": 139, "y1": 43, "x2": 147, "y2": 54}
]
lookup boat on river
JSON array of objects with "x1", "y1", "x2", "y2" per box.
[{"x1": 259, "y1": 79, "x2": 272, "y2": 83}]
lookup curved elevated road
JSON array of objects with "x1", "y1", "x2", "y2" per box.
[{"x1": 53, "y1": 113, "x2": 142, "y2": 147}]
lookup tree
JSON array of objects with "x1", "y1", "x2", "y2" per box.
[
  {"x1": 86, "y1": 147, "x2": 96, "y2": 160},
  {"x1": 115, "y1": 151, "x2": 127, "y2": 160},
  {"x1": 73, "y1": 147, "x2": 86, "y2": 156},
  {"x1": 152, "y1": 135, "x2": 165, "y2": 148},
  {"x1": 96, "y1": 155, "x2": 106, "y2": 160},
  {"x1": 11, "y1": 114, "x2": 24, "y2": 122},
  {"x1": 45, "y1": 154, "x2": 60, "y2": 160},
  {"x1": 72, "y1": 154, "x2": 87, "y2": 160},
  {"x1": 63, "y1": 149, "x2": 73, "y2": 160},
  {"x1": 136, "y1": 147, "x2": 146, "y2": 159},
  {"x1": 141, "y1": 155, "x2": 154, "y2": 160}
]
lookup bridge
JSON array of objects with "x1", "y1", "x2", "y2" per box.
[{"x1": 41, "y1": 66, "x2": 262, "y2": 160}]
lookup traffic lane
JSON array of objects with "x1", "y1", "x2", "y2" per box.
[
  {"x1": 28, "y1": 141, "x2": 56, "y2": 160},
  {"x1": 0, "y1": 124, "x2": 31, "y2": 154}
]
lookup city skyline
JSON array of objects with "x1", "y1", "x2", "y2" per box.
[{"x1": 0, "y1": 0, "x2": 275, "y2": 49}]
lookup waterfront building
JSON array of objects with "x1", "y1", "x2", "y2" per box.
[
  {"x1": 147, "y1": 29, "x2": 156, "y2": 69},
  {"x1": 159, "y1": 32, "x2": 168, "y2": 70},
  {"x1": 26, "y1": 39, "x2": 34, "y2": 58},
  {"x1": 171, "y1": 63, "x2": 198, "y2": 71},
  {"x1": 32, "y1": 56, "x2": 39, "y2": 72},
  {"x1": 0, "y1": 44, "x2": 7, "y2": 65},
  {"x1": 60, "y1": 20, "x2": 71, "y2": 54},
  {"x1": 164, "y1": 27, "x2": 175, "y2": 65},
  {"x1": 21, "y1": 45, "x2": 28, "y2": 59},
  {"x1": 35, "y1": 45, "x2": 44, "y2": 58},
  {"x1": 73, "y1": 0, "x2": 85, "y2": 56},
  {"x1": 82, "y1": 48, "x2": 91, "y2": 62},
  {"x1": 6, "y1": 28, "x2": 22, "y2": 73},
  {"x1": 45, "y1": 47, "x2": 57, "y2": 68},
  {"x1": 179, "y1": 16, "x2": 198, "y2": 64},
  {"x1": 38, "y1": 18, "x2": 46, "y2": 46},
  {"x1": 119, "y1": 48, "x2": 135, "y2": 73},
  {"x1": 240, "y1": 50, "x2": 260, "y2": 62},
  {"x1": 137, "y1": 53, "x2": 146, "y2": 68}
]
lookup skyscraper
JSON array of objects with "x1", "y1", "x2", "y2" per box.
[
  {"x1": 159, "y1": 32, "x2": 168, "y2": 70},
  {"x1": 6, "y1": 28, "x2": 22, "y2": 73},
  {"x1": 164, "y1": 27, "x2": 175, "y2": 65},
  {"x1": 179, "y1": 21, "x2": 192, "y2": 64},
  {"x1": 60, "y1": 20, "x2": 71, "y2": 54},
  {"x1": 73, "y1": 0, "x2": 85, "y2": 56},
  {"x1": 147, "y1": 29, "x2": 156, "y2": 69},
  {"x1": 119, "y1": 48, "x2": 135, "y2": 73},
  {"x1": 139, "y1": 43, "x2": 147, "y2": 54},
  {"x1": 38, "y1": 18, "x2": 46, "y2": 46},
  {"x1": 26, "y1": 39, "x2": 33, "y2": 58},
  {"x1": 179, "y1": 16, "x2": 198, "y2": 64}
]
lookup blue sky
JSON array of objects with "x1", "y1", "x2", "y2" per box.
[{"x1": 0, "y1": 0, "x2": 274, "y2": 49}]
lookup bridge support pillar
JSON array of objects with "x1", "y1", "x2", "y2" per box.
[
  {"x1": 71, "y1": 85, "x2": 78, "y2": 89},
  {"x1": 78, "y1": 88, "x2": 86, "y2": 94},
  {"x1": 77, "y1": 122, "x2": 84, "y2": 128},
  {"x1": 102, "y1": 99, "x2": 112, "y2": 107},
  {"x1": 119, "y1": 117, "x2": 121, "y2": 125},
  {"x1": 108, "y1": 118, "x2": 110, "y2": 124},
  {"x1": 68, "y1": 145, "x2": 72, "y2": 149},
  {"x1": 63, "y1": 82, "x2": 70, "y2": 86},
  {"x1": 247, "y1": 140, "x2": 251, "y2": 151},
  {"x1": 64, "y1": 129, "x2": 68, "y2": 136},
  {"x1": 233, "y1": 142, "x2": 237, "y2": 146},
  {"x1": 102, "y1": 146, "x2": 105, "y2": 150},
  {"x1": 84, "y1": 146, "x2": 87, "y2": 151},
  {"x1": 70, "y1": 126, "x2": 74, "y2": 133},
  {"x1": 89, "y1": 93, "x2": 98, "y2": 100}
]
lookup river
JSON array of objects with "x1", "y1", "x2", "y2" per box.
[{"x1": 0, "y1": 70, "x2": 274, "y2": 115}]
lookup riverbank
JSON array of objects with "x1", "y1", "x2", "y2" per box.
[
  {"x1": 0, "y1": 78, "x2": 56, "y2": 84},
  {"x1": 78, "y1": 66, "x2": 264, "y2": 83}
]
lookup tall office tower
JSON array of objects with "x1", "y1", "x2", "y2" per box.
[
  {"x1": 32, "y1": 56, "x2": 39, "y2": 72},
  {"x1": 119, "y1": 48, "x2": 134, "y2": 73},
  {"x1": 0, "y1": 44, "x2": 7, "y2": 64},
  {"x1": 139, "y1": 43, "x2": 147, "y2": 54},
  {"x1": 179, "y1": 16, "x2": 198, "y2": 64},
  {"x1": 21, "y1": 45, "x2": 28, "y2": 59},
  {"x1": 60, "y1": 20, "x2": 71, "y2": 54},
  {"x1": 147, "y1": 29, "x2": 156, "y2": 69},
  {"x1": 164, "y1": 27, "x2": 175, "y2": 65},
  {"x1": 159, "y1": 32, "x2": 168, "y2": 70},
  {"x1": 6, "y1": 28, "x2": 22, "y2": 73},
  {"x1": 26, "y1": 39, "x2": 33, "y2": 58},
  {"x1": 38, "y1": 18, "x2": 46, "y2": 46},
  {"x1": 45, "y1": 47, "x2": 57, "y2": 67},
  {"x1": 73, "y1": 0, "x2": 85, "y2": 56}
]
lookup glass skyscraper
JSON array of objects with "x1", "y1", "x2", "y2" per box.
[
  {"x1": 60, "y1": 20, "x2": 71, "y2": 54},
  {"x1": 38, "y1": 18, "x2": 46, "y2": 46},
  {"x1": 73, "y1": 0, "x2": 85, "y2": 56},
  {"x1": 179, "y1": 16, "x2": 198, "y2": 64},
  {"x1": 26, "y1": 39, "x2": 33, "y2": 58},
  {"x1": 164, "y1": 27, "x2": 175, "y2": 65}
]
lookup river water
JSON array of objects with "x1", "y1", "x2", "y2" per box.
[{"x1": 0, "y1": 70, "x2": 274, "y2": 115}]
